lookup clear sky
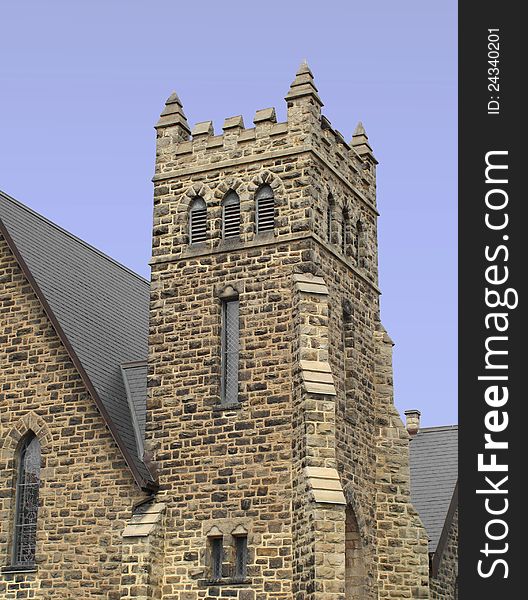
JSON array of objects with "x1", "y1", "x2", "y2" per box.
[{"x1": 0, "y1": 1, "x2": 457, "y2": 427}]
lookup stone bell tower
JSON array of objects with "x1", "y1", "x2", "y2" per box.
[{"x1": 145, "y1": 62, "x2": 430, "y2": 600}]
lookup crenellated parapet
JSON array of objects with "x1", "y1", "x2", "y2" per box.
[{"x1": 153, "y1": 62, "x2": 377, "y2": 207}]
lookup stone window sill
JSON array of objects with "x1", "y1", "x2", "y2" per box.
[
  {"x1": 213, "y1": 401, "x2": 242, "y2": 412},
  {"x1": 2, "y1": 565, "x2": 37, "y2": 574},
  {"x1": 199, "y1": 577, "x2": 251, "y2": 587}
]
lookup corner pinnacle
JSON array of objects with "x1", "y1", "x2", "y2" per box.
[
  {"x1": 285, "y1": 60, "x2": 323, "y2": 106},
  {"x1": 353, "y1": 121, "x2": 367, "y2": 138},
  {"x1": 351, "y1": 121, "x2": 376, "y2": 161},
  {"x1": 155, "y1": 90, "x2": 190, "y2": 134}
]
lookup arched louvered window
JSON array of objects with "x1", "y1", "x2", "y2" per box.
[
  {"x1": 222, "y1": 191, "x2": 241, "y2": 239},
  {"x1": 13, "y1": 433, "x2": 41, "y2": 567},
  {"x1": 256, "y1": 185, "x2": 275, "y2": 233},
  {"x1": 189, "y1": 197, "x2": 207, "y2": 244},
  {"x1": 327, "y1": 196, "x2": 334, "y2": 242}
]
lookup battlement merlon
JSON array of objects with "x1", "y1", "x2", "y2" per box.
[{"x1": 153, "y1": 62, "x2": 377, "y2": 197}]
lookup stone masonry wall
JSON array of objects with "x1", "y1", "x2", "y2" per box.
[
  {"x1": 373, "y1": 328, "x2": 430, "y2": 599},
  {"x1": 0, "y1": 235, "x2": 144, "y2": 599},
  {"x1": 430, "y1": 509, "x2": 458, "y2": 600}
]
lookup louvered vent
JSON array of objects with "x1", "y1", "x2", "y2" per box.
[
  {"x1": 223, "y1": 192, "x2": 240, "y2": 239},
  {"x1": 256, "y1": 185, "x2": 275, "y2": 233},
  {"x1": 189, "y1": 197, "x2": 207, "y2": 244}
]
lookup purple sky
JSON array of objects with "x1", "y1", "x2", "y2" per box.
[{"x1": 0, "y1": 1, "x2": 457, "y2": 426}]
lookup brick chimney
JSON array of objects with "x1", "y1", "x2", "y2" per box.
[{"x1": 404, "y1": 409, "x2": 421, "y2": 436}]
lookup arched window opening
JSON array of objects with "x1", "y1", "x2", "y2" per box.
[
  {"x1": 327, "y1": 196, "x2": 334, "y2": 242},
  {"x1": 222, "y1": 191, "x2": 241, "y2": 239},
  {"x1": 189, "y1": 197, "x2": 207, "y2": 244},
  {"x1": 13, "y1": 433, "x2": 41, "y2": 567},
  {"x1": 221, "y1": 297, "x2": 239, "y2": 405},
  {"x1": 256, "y1": 185, "x2": 275, "y2": 233},
  {"x1": 355, "y1": 220, "x2": 363, "y2": 266},
  {"x1": 345, "y1": 507, "x2": 366, "y2": 600},
  {"x1": 342, "y1": 209, "x2": 350, "y2": 255}
]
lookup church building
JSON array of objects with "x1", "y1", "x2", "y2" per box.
[{"x1": 1, "y1": 64, "x2": 454, "y2": 599}]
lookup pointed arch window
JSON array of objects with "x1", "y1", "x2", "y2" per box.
[
  {"x1": 327, "y1": 195, "x2": 335, "y2": 242},
  {"x1": 222, "y1": 191, "x2": 241, "y2": 239},
  {"x1": 221, "y1": 297, "x2": 239, "y2": 405},
  {"x1": 256, "y1": 185, "x2": 275, "y2": 233},
  {"x1": 342, "y1": 208, "x2": 350, "y2": 255},
  {"x1": 13, "y1": 433, "x2": 41, "y2": 567},
  {"x1": 189, "y1": 197, "x2": 207, "y2": 244},
  {"x1": 355, "y1": 220, "x2": 363, "y2": 266}
]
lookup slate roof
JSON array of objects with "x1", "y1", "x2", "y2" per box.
[
  {"x1": 409, "y1": 425, "x2": 458, "y2": 553},
  {"x1": 0, "y1": 190, "x2": 155, "y2": 490}
]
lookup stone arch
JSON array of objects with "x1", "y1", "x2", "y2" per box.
[
  {"x1": 1, "y1": 412, "x2": 52, "y2": 458},
  {"x1": 182, "y1": 183, "x2": 213, "y2": 244},
  {"x1": 342, "y1": 485, "x2": 370, "y2": 542},
  {"x1": 342, "y1": 486, "x2": 372, "y2": 599},
  {"x1": 345, "y1": 505, "x2": 367, "y2": 600},
  {"x1": 212, "y1": 179, "x2": 247, "y2": 240},
  {"x1": 246, "y1": 172, "x2": 284, "y2": 236},
  {"x1": 247, "y1": 170, "x2": 284, "y2": 199},
  {"x1": 183, "y1": 182, "x2": 213, "y2": 207},
  {"x1": 0, "y1": 413, "x2": 51, "y2": 562},
  {"x1": 214, "y1": 177, "x2": 246, "y2": 201}
]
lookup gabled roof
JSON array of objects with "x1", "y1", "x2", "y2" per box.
[
  {"x1": 409, "y1": 425, "x2": 458, "y2": 553},
  {"x1": 0, "y1": 190, "x2": 155, "y2": 490}
]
